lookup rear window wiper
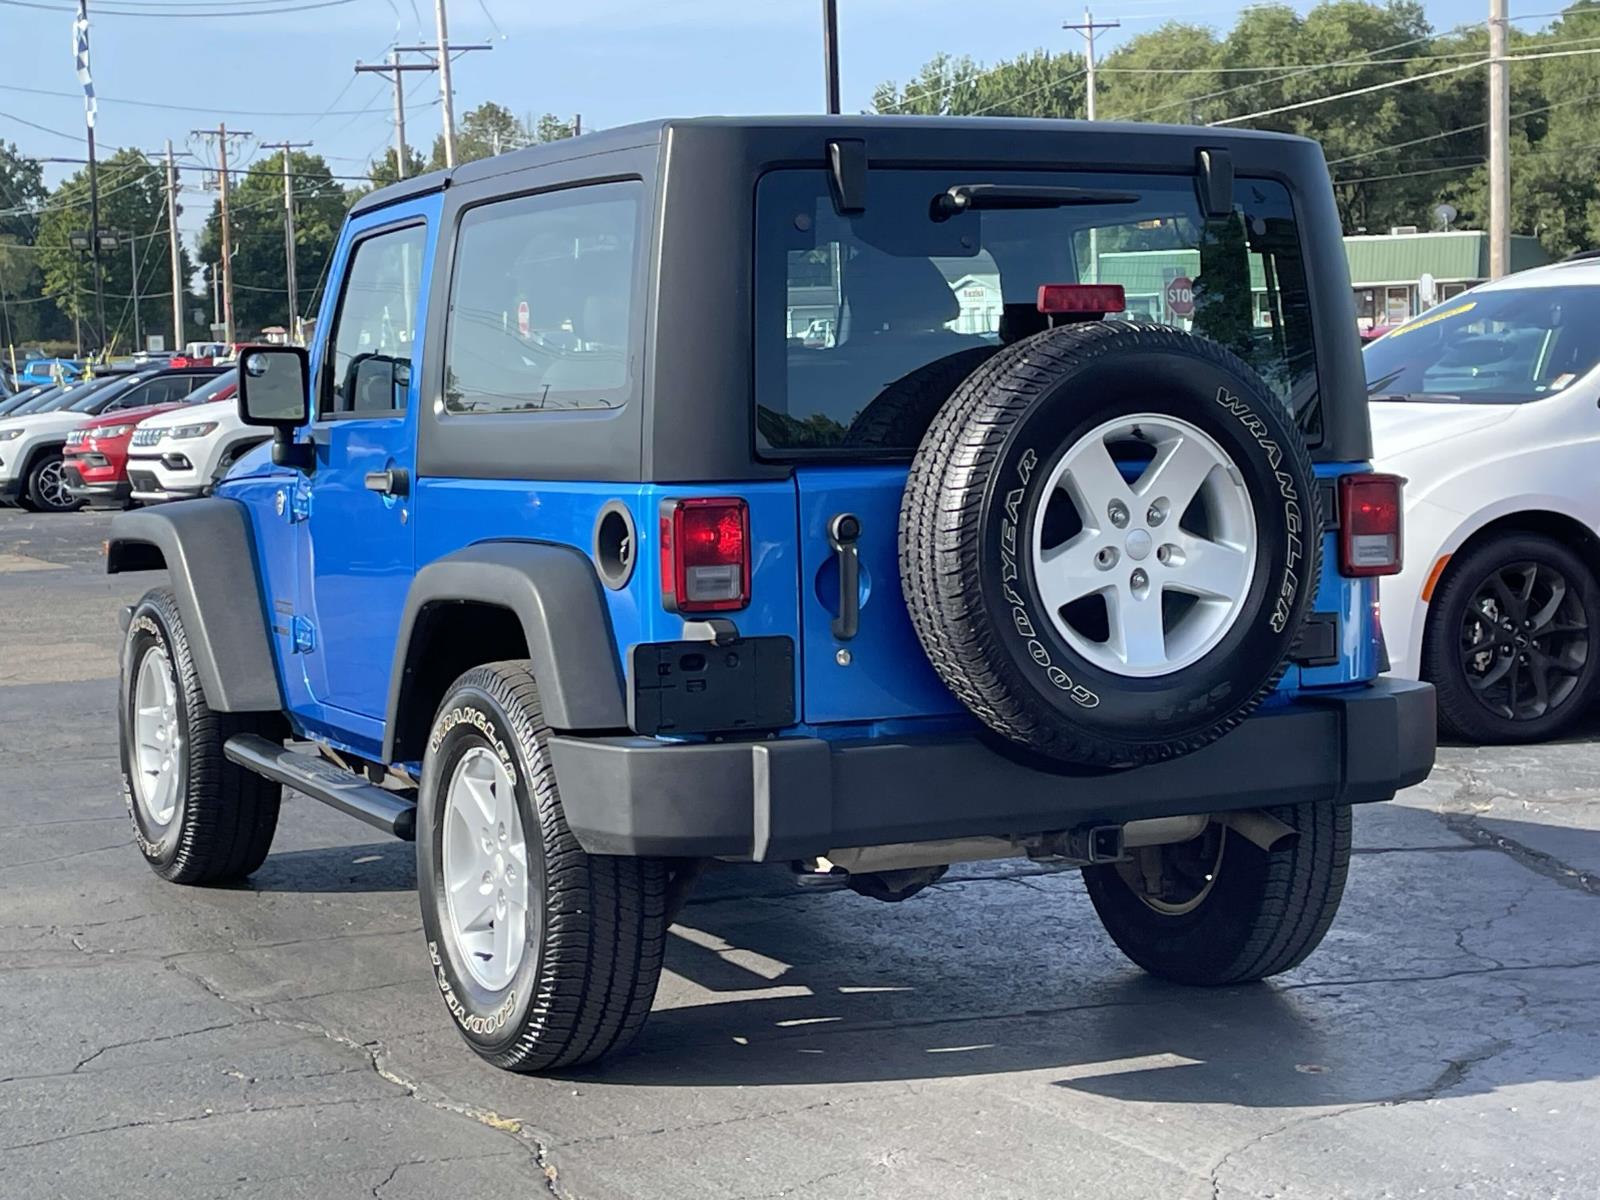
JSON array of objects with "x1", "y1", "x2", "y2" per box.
[
  {"x1": 1369, "y1": 392, "x2": 1463, "y2": 403},
  {"x1": 933, "y1": 183, "x2": 1141, "y2": 221}
]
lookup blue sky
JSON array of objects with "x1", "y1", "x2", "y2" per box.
[{"x1": 3, "y1": 0, "x2": 1501, "y2": 248}]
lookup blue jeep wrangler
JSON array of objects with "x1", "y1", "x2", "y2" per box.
[{"x1": 108, "y1": 117, "x2": 1435, "y2": 1072}]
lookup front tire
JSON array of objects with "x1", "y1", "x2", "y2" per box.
[
  {"x1": 27, "y1": 451, "x2": 81, "y2": 513},
  {"x1": 1422, "y1": 533, "x2": 1600, "y2": 744},
  {"x1": 1083, "y1": 802, "x2": 1350, "y2": 985},
  {"x1": 118, "y1": 588, "x2": 283, "y2": 884},
  {"x1": 417, "y1": 662, "x2": 669, "y2": 1073}
]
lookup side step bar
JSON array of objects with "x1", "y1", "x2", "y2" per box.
[{"x1": 224, "y1": 734, "x2": 418, "y2": 841}]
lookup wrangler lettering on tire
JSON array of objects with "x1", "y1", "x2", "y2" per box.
[{"x1": 900, "y1": 322, "x2": 1322, "y2": 766}]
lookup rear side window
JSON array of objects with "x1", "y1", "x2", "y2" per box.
[
  {"x1": 444, "y1": 180, "x2": 640, "y2": 415},
  {"x1": 755, "y1": 169, "x2": 1319, "y2": 455}
]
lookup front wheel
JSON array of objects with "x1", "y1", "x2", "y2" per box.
[
  {"x1": 1422, "y1": 534, "x2": 1600, "y2": 744},
  {"x1": 27, "y1": 452, "x2": 81, "y2": 513},
  {"x1": 118, "y1": 588, "x2": 283, "y2": 884},
  {"x1": 416, "y1": 662, "x2": 669, "y2": 1073},
  {"x1": 1083, "y1": 802, "x2": 1350, "y2": 985}
]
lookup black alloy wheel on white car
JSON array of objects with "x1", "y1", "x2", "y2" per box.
[
  {"x1": 1423, "y1": 533, "x2": 1600, "y2": 743},
  {"x1": 900, "y1": 321, "x2": 1322, "y2": 768}
]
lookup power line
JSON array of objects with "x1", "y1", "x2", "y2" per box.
[
  {"x1": 1209, "y1": 58, "x2": 1488, "y2": 126},
  {"x1": 0, "y1": 0, "x2": 364, "y2": 14}
]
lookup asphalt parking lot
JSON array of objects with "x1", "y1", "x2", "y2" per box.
[{"x1": 2, "y1": 507, "x2": 1598, "y2": 1200}]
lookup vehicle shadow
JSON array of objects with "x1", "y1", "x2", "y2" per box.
[
  {"x1": 568, "y1": 861, "x2": 1600, "y2": 1102},
  {"x1": 246, "y1": 840, "x2": 417, "y2": 894}
]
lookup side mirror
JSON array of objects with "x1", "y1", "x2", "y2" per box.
[{"x1": 237, "y1": 345, "x2": 313, "y2": 470}]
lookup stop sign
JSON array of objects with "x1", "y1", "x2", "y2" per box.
[
  {"x1": 517, "y1": 300, "x2": 530, "y2": 336},
  {"x1": 1165, "y1": 276, "x2": 1195, "y2": 318}
]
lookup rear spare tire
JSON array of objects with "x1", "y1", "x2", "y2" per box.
[{"x1": 900, "y1": 321, "x2": 1320, "y2": 766}]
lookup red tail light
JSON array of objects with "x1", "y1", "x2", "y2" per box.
[
  {"x1": 1339, "y1": 473, "x2": 1404, "y2": 577},
  {"x1": 659, "y1": 497, "x2": 750, "y2": 613}
]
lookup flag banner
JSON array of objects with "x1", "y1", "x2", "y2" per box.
[{"x1": 72, "y1": 6, "x2": 95, "y2": 129}]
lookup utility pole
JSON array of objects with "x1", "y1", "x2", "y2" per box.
[
  {"x1": 164, "y1": 140, "x2": 184, "y2": 350},
  {"x1": 210, "y1": 263, "x2": 220, "y2": 330},
  {"x1": 822, "y1": 0, "x2": 841, "y2": 114},
  {"x1": 435, "y1": 0, "x2": 458, "y2": 166},
  {"x1": 125, "y1": 234, "x2": 140, "y2": 350},
  {"x1": 359, "y1": 38, "x2": 489, "y2": 176},
  {"x1": 573, "y1": 113, "x2": 582, "y2": 137},
  {"x1": 1488, "y1": 0, "x2": 1510, "y2": 279},
  {"x1": 1064, "y1": 8, "x2": 1120, "y2": 120},
  {"x1": 356, "y1": 48, "x2": 425, "y2": 180},
  {"x1": 262, "y1": 140, "x2": 312, "y2": 337},
  {"x1": 191, "y1": 124, "x2": 250, "y2": 345}
]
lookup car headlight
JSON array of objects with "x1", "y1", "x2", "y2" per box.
[
  {"x1": 94, "y1": 425, "x2": 132, "y2": 439},
  {"x1": 166, "y1": 422, "x2": 219, "y2": 440},
  {"x1": 0, "y1": 429, "x2": 22, "y2": 441}
]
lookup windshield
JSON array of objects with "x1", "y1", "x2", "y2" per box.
[
  {"x1": 67, "y1": 374, "x2": 141, "y2": 413},
  {"x1": 1364, "y1": 284, "x2": 1600, "y2": 403},
  {"x1": 184, "y1": 368, "x2": 238, "y2": 405},
  {"x1": 755, "y1": 168, "x2": 1318, "y2": 455},
  {"x1": 0, "y1": 386, "x2": 46, "y2": 416}
]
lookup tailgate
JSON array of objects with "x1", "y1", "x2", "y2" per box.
[{"x1": 793, "y1": 464, "x2": 963, "y2": 724}]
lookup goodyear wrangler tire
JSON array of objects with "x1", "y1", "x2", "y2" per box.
[
  {"x1": 416, "y1": 661, "x2": 669, "y2": 1073},
  {"x1": 900, "y1": 322, "x2": 1321, "y2": 766},
  {"x1": 118, "y1": 587, "x2": 283, "y2": 884}
]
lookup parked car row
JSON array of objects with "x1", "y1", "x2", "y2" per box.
[{"x1": 0, "y1": 359, "x2": 266, "y2": 513}]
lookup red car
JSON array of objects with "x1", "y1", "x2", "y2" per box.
[{"x1": 63, "y1": 369, "x2": 235, "y2": 507}]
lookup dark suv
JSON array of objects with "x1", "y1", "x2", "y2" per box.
[{"x1": 107, "y1": 117, "x2": 1435, "y2": 1072}]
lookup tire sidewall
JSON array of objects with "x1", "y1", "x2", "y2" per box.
[
  {"x1": 119, "y1": 599, "x2": 189, "y2": 870},
  {"x1": 416, "y1": 679, "x2": 547, "y2": 1056},
  {"x1": 976, "y1": 335, "x2": 1319, "y2": 743}
]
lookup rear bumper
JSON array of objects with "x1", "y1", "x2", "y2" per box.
[{"x1": 548, "y1": 678, "x2": 1437, "y2": 860}]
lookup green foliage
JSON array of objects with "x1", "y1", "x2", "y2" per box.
[
  {"x1": 35, "y1": 148, "x2": 189, "y2": 355},
  {"x1": 873, "y1": 1, "x2": 1600, "y2": 256},
  {"x1": 197, "y1": 151, "x2": 348, "y2": 336},
  {"x1": 423, "y1": 103, "x2": 577, "y2": 171}
]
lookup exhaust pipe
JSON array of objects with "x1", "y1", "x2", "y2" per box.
[{"x1": 1224, "y1": 810, "x2": 1299, "y2": 853}]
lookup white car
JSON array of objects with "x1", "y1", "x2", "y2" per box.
[
  {"x1": 126, "y1": 373, "x2": 268, "y2": 503},
  {"x1": 1369, "y1": 253, "x2": 1600, "y2": 743},
  {"x1": 0, "y1": 372, "x2": 144, "y2": 512}
]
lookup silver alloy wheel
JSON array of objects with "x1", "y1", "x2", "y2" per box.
[
  {"x1": 132, "y1": 645, "x2": 182, "y2": 828},
  {"x1": 441, "y1": 746, "x2": 530, "y2": 992},
  {"x1": 1031, "y1": 413, "x2": 1257, "y2": 677},
  {"x1": 36, "y1": 459, "x2": 72, "y2": 510}
]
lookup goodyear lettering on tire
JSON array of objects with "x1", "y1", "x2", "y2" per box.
[{"x1": 998, "y1": 447, "x2": 1100, "y2": 708}]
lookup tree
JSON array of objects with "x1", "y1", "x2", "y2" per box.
[
  {"x1": 0, "y1": 143, "x2": 65, "y2": 349},
  {"x1": 873, "y1": 49, "x2": 1088, "y2": 118},
  {"x1": 35, "y1": 148, "x2": 185, "y2": 355},
  {"x1": 368, "y1": 146, "x2": 428, "y2": 190},
  {"x1": 425, "y1": 103, "x2": 578, "y2": 170},
  {"x1": 199, "y1": 152, "x2": 349, "y2": 335}
]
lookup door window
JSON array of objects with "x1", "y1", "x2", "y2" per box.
[{"x1": 322, "y1": 224, "x2": 426, "y2": 417}]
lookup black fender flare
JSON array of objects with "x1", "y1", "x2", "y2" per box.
[
  {"x1": 382, "y1": 541, "x2": 627, "y2": 763},
  {"x1": 106, "y1": 499, "x2": 285, "y2": 713}
]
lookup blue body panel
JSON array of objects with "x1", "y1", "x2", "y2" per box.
[{"x1": 216, "y1": 198, "x2": 1383, "y2": 768}]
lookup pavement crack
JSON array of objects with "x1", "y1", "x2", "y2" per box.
[
  {"x1": 72, "y1": 1018, "x2": 257, "y2": 1073},
  {"x1": 1440, "y1": 811, "x2": 1600, "y2": 896},
  {"x1": 159, "y1": 957, "x2": 563, "y2": 1198}
]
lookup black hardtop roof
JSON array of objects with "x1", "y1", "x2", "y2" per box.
[{"x1": 349, "y1": 114, "x2": 1318, "y2": 217}]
